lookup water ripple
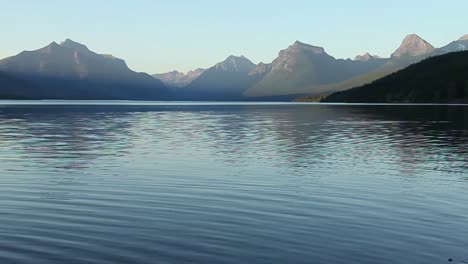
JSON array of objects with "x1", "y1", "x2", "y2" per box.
[{"x1": 0, "y1": 103, "x2": 467, "y2": 264}]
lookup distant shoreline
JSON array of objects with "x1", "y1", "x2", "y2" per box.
[{"x1": 0, "y1": 100, "x2": 467, "y2": 107}]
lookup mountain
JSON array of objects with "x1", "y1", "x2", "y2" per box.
[
  {"x1": 435, "y1": 34, "x2": 468, "y2": 54},
  {"x1": 354, "y1": 53, "x2": 382, "y2": 61},
  {"x1": 0, "y1": 39, "x2": 170, "y2": 100},
  {"x1": 181, "y1": 35, "x2": 438, "y2": 100},
  {"x1": 324, "y1": 51, "x2": 468, "y2": 103},
  {"x1": 249, "y1": 62, "x2": 272, "y2": 77},
  {"x1": 244, "y1": 41, "x2": 388, "y2": 97},
  {"x1": 295, "y1": 34, "x2": 440, "y2": 101},
  {"x1": 391, "y1": 34, "x2": 435, "y2": 58},
  {"x1": 180, "y1": 55, "x2": 256, "y2": 100},
  {"x1": 153, "y1": 68, "x2": 205, "y2": 87},
  {"x1": 385, "y1": 34, "x2": 436, "y2": 70}
]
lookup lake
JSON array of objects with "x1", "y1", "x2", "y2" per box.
[{"x1": 0, "y1": 101, "x2": 467, "y2": 264}]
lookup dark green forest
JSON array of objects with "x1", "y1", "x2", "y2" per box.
[{"x1": 324, "y1": 51, "x2": 468, "y2": 103}]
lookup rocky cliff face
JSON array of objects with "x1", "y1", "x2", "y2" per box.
[
  {"x1": 391, "y1": 34, "x2": 435, "y2": 58},
  {"x1": 269, "y1": 41, "x2": 332, "y2": 73}
]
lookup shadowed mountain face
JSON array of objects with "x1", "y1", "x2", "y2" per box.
[
  {"x1": 0, "y1": 71, "x2": 33, "y2": 99},
  {"x1": 324, "y1": 51, "x2": 468, "y2": 103},
  {"x1": 0, "y1": 39, "x2": 170, "y2": 100},
  {"x1": 180, "y1": 56, "x2": 257, "y2": 100},
  {"x1": 153, "y1": 68, "x2": 205, "y2": 88}
]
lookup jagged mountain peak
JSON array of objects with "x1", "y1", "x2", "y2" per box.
[
  {"x1": 153, "y1": 68, "x2": 206, "y2": 87},
  {"x1": 292, "y1": 40, "x2": 307, "y2": 47},
  {"x1": 214, "y1": 55, "x2": 255, "y2": 72},
  {"x1": 392, "y1": 34, "x2": 434, "y2": 58},
  {"x1": 187, "y1": 68, "x2": 205, "y2": 75},
  {"x1": 289, "y1": 41, "x2": 326, "y2": 54},
  {"x1": 60, "y1": 39, "x2": 91, "y2": 53},
  {"x1": 224, "y1": 55, "x2": 249, "y2": 62},
  {"x1": 269, "y1": 41, "x2": 333, "y2": 74},
  {"x1": 48, "y1": 41, "x2": 60, "y2": 47},
  {"x1": 155, "y1": 70, "x2": 183, "y2": 76},
  {"x1": 354, "y1": 53, "x2": 375, "y2": 61},
  {"x1": 38, "y1": 41, "x2": 62, "y2": 54}
]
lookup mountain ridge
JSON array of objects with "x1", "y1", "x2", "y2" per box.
[
  {"x1": 1, "y1": 34, "x2": 467, "y2": 101},
  {"x1": 0, "y1": 39, "x2": 170, "y2": 100}
]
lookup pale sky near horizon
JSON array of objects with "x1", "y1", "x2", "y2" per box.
[{"x1": 1, "y1": 0, "x2": 467, "y2": 74}]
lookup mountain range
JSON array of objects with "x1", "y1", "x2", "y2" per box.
[
  {"x1": 158, "y1": 34, "x2": 467, "y2": 100},
  {"x1": 0, "y1": 34, "x2": 467, "y2": 101},
  {"x1": 295, "y1": 34, "x2": 468, "y2": 101}
]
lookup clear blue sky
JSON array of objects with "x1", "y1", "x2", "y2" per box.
[{"x1": 1, "y1": 0, "x2": 467, "y2": 73}]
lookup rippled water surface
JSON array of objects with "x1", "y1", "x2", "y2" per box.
[{"x1": 0, "y1": 102, "x2": 467, "y2": 264}]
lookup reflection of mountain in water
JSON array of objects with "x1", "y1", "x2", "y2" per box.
[
  {"x1": 191, "y1": 105, "x2": 468, "y2": 175},
  {"x1": 0, "y1": 104, "x2": 466, "y2": 177},
  {"x1": 330, "y1": 105, "x2": 468, "y2": 174},
  {"x1": 0, "y1": 106, "x2": 137, "y2": 171}
]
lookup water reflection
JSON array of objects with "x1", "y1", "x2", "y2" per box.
[
  {"x1": 0, "y1": 106, "x2": 136, "y2": 171},
  {"x1": 0, "y1": 104, "x2": 467, "y2": 175},
  {"x1": 343, "y1": 105, "x2": 468, "y2": 174},
  {"x1": 0, "y1": 103, "x2": 467, "y2": 264}
]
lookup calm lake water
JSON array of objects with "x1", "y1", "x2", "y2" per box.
[{"x1": 0, "y1": 101, "x2": 467, "y2": 264}]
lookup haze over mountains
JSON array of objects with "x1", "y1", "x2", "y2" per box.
[
  {"x1": 296, "y1": 34, "x2": 468, "y2": 101},
  {"x1": 152, "y1": 69, "x2": 205, "y2": 88},
  {"x1": 244, "y1": 41, "x2": 388, "y2": 97},
  {"x1": 0, "y1": 39, "x2": 170, "y2": 100},
  {"x1": 435, "y1": 35, "x2": 468, "y2": 55},
  {"x1": 354, "y1": 53, "x2": 382, "y2": 61},
  {"x1": 159, "y1": 33, "x2": 467, "y2": 100},
  {"x1": 0, "y1": 34, "x2": 466, "y2": 101},
  {"x1": 181, "y1": 55, "x2": 258, "y2": 100}
]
